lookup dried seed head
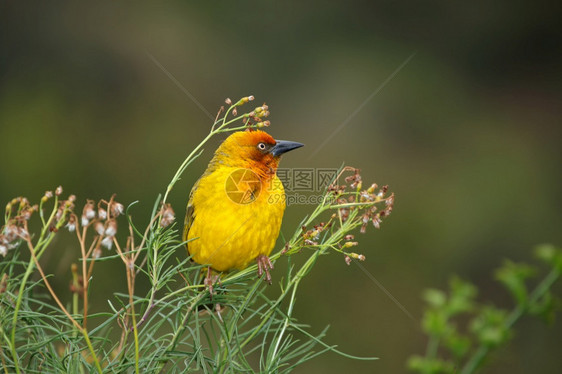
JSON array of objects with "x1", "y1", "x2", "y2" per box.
[
  {"x1": 225, "y1": 98, "x2": 232, "y2": 105},
  {"x1": 18, "y1": 227, "x2": 29, "y2": 239},
  {"x1": 55, "y1": 186, "x2": 63, "y2": 196},
  {"x1": 360, "y1": 223, "x2": 367, "y2": 234},
  {"x1": 94, "y1": 221, "x2": 104, "y2": 236},
  {"x1": 386, "y1": 195, "x2": 394, "y2": 206},
  {"x1": 345, "y1": 255, "x2": 352, "y2": 265},
  {"x1": 111, "y1": 202, "x2": 124, "y2": 217},
  {"x1": 66, "y1": 216, "x2": 76, "y2": 232},
  {"x1": 101, "y1": 236, "x2": 113, "y2": 250},
  {"x1": 4, "y1": 225, "x2": 18, "y2": 242},
  {"x1": 98, "y1": 208, "x2": 107, "y2": 220},
  {"x1": 105, "y1": 219, "x2": 117, "y2": 237},
  {"x1": 82, "y1": 200, "x2": 96, "y2": 222},
  {"x1": 21, "y1": 208, "x2": 33, "y2": 220},
  {"x1": 160, "y1": 204, "x2": 175, "y2": 228},
  {"x1": 0, "y1": 244, "x2": 7, "y2": 257}
]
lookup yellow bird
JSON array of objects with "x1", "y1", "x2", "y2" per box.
[{"x1": 183, "y1": 130, "x2": 303, "y2": 283}]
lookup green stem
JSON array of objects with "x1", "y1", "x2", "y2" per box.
[
  {"x1": 8, "y1": 258, "x2": 34, "y2": 374},
  {"x1": 82, "y1": 330, "x2": 103, "y2": 374},
  {"x1": 425, "y1": 336, "x2": 440, "y2": 361},
  {"x1": 159, "y1": 111, "x2": 251, "y2": 211},
  {"x1": 157, "y1": 292, "x2": 206, "y2": 373},
  {"x1": 460, "y1": 267, "x2": 560, "y2": 374},
  {"x1": 132, "y1": 306, "x2": 140, "y2": 374},
  {"x1": 268, "y1": 279, "x2": 299, "y2": 369},
  {"x1": 9, "y1": 212, "x2": 58, "y2": 374}
]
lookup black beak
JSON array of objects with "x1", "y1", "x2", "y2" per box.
[{"x1": 271, "y1": 140, "x2": 304, "y2": 157}]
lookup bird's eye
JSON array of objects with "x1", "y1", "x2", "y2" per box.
[{"x1": 257, "y1": 143, "x2": 266, "y2": 151}]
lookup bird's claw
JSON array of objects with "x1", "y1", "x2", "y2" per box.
[
  {"x1": 256, "y1": 255, "x2": 274, "y2": 284},
  {"x1": 204, "y1": 267, "x2": 221, "y2": 299}
]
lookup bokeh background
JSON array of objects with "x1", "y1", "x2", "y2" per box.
[{"x1": 2, "y1": 2, "x2": 561, "y2": 373}]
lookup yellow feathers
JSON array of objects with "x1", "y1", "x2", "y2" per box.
[{"x1": 183, "y1": 130, "x2": 303, "y2": 276}]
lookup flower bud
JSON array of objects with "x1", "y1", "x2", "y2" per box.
[
  {"x1": 350, "y1": 252, "x2": 366, "y2": 261},
  {"x1": 367, "y1": 183, "x2": 377, "y2": 194}
]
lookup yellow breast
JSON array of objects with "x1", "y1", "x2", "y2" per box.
[{"x1": 184, "y1": 166, "x2": 286, "y2": 272}]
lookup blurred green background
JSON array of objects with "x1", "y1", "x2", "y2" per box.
[{"x1": 2, "y1": 2, "x2": 561, "y2": 373}]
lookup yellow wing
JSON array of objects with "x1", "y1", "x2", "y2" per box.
[{"x1": 182, "y1": 178, "x2": 200, "y2": 245}]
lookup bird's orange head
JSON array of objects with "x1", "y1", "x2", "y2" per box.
[{"x1": 211, "y1": 130, "x2": 303, "y2": 177}]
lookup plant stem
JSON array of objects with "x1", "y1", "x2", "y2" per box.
[
  {"x1": 9, "y1": 196, "x2": 59, "y2": 374},
  {"x1": 460, "y1": 267, "x2": 560, "y2": 374}
]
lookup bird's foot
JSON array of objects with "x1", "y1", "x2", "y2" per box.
[
  {"x1": 200, "y1": 267, "x2": 225, "y2": 319},
  {"x1": 204, "y1": 266, "x2": 221, "y2": 299},
  {"x1": 256, "y1": 255, "x2": 274, "y2": 284}
]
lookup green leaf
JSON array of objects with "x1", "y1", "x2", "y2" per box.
[
  {"x1": 407, "y1": 355, "x2": 456, "y2": 374},
  {"x1": 529, "y1": 291, "x2": 561, "y2": 325},
  {"x1": 535, "y1": 244, "x2": 562, "y2": 271},
  {"x1": 495, "y1": 260, "x2": 536, "y2": 306},
  {"x1": 444, "y1": 331, "x2": 471, "y2": 359},
  {"x1": 422, "y1": 309, "x2": 450, "y2": 337},
  {"x1": 447, "y1": 277, "x2": 477, "y2": 315},
  {"x1": 423, "y1": 289, "x2": 447, "y2": 308},
  {"x1": 470, "y1": 307, "x2": 511, "y2": 348}
]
